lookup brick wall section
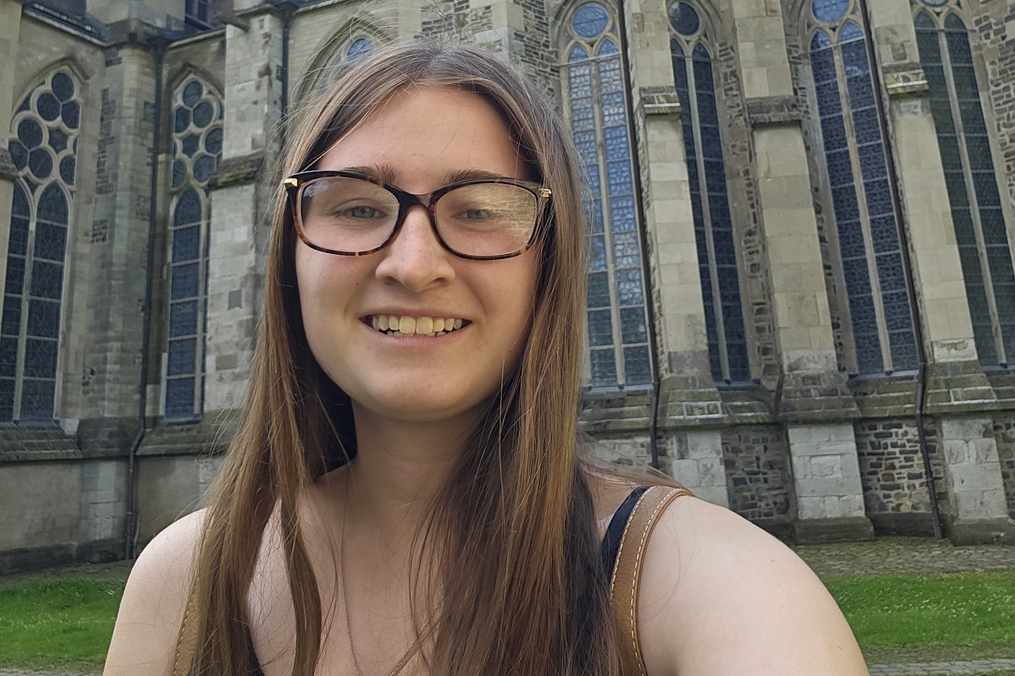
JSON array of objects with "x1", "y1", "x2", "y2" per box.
[
  {"x1": 991, "y1": 412, "x2": 1015, "y2": 517},
  {"x1": 715, "y1": 40, "x2": 779, "y2": 382},
  {"x1": 721, "y1": 425, "x2": 793, "y2": 521},
  {"x1": 853, "y1": 418, "x2": 952, "y2": 522},
  {"x1": 972, "y1": 3, "x2": 1015, "y2": 207}
]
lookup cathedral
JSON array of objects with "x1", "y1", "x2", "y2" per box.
[{"x1": 1, "y1": 0, "x2": 1014, "y2": 572}]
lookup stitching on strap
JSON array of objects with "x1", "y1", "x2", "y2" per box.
[{"x1": 628, "y1": 488, "x2": 676, "y2": 676}]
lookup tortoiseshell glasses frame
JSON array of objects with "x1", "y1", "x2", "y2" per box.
[{"x1": 283, "y1": 170, "x2": 553, "y2": 261}]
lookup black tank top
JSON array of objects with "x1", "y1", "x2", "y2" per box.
[{"x1": 246, "y1": 486, "x2": 648, "y2": 675}]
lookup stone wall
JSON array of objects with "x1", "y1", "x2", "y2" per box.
[
  {"x1": 721, "y1": 425, "x2": 793, "y2": 531},
  {"x1": 971, "y1": 1, "x2": 1015, "y2": 208},
  {"x1": 991, "y1": 412, "x2": 1015, "y2": 518}
]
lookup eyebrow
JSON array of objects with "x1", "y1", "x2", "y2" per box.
[{"x1": 335, "y1": 164, "x2": 512, "y2": 188}]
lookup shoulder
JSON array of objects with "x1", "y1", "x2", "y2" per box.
[
  {"x1": 103, "y1": 509, "x2": 206, "y2": 676},
  {"x1": 637, "y1": 495, "x2": 869, "y2": 676}
]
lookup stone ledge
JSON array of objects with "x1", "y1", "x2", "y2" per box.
[
  {"x1": 0, "y1": 538, "x2": 122, "y2": 576},
  {"x1": 944, "y1": 515, "x2": 1015, "y2": 546},
  {"x1": 793, "y1": 516, "x2": 875, "y2": 544},
  {"x1": 0, "y1": 425, "x2": 80, "y2": 463},
  {"x1": 924, "y1": 360, "x2": 998, "y2": 416},
  {"x1": 136, "y1": 411, "x2": 239, "y2": 457},
  {"x1": 579, "y1": 388, "x2": 653, "y2": 436},
  {"x1": 775, "y1": 371, "x2": 860, "y2": 424},
  {"x1": 639, "y1": 86, "x2": 681, "y2": 117},
  {"x1": 0, "y1": 148, "x2": 17, "y2": 181},
  {"x1": 849, "y1": 373, "x2": 920, "y2": 418},
  {"x1": 209, "y1": 151, "x2": 264, "y2": 190},
  {"x1": 868, "y1": 511, "x2": 939, "y2": 538},
  {"x1": 656, "y1": 373, "x2": 724, "y2": 427},
  {"x1": 882, "y1": 62, "x2": 930, "y2": 98},
  {"x1": 718, "y1": 385, "x2": 774, "y2": 425},
  {"x1": 746, "y1": 95, "x2": 803, "y2": 127}
]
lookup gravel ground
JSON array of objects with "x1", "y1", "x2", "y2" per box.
[{"x1": 793, "y1": 536, "x2": 1015, "y2": 577}]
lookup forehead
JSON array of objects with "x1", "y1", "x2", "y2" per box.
[{"x1": 316, "y1": 86, "x2": 527, "y2": 189}]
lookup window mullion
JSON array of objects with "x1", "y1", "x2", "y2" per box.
[
  {"x1": 13, "y1": 209, "x2": 39, "y2": 421},
  {"x1": 593, "y1": 49, "x2": 626, "y2": 385},
  {"x1": 837, "y1": 40, "x2": 893, "y2": 372},
  {"x1": 939, "y1": 26, "x2": 1005, "y2": 364}
]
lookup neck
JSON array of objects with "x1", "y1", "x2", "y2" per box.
[{"x1": 339, "y1": 401, "x2": 481, "y2": 535}]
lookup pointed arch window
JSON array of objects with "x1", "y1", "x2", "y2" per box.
[
  {"x1": 2, "y1": 71, "x2": 79, "y2": 422},
  {"x1": 563, "y1": 2, "x2": 652, "y2": 387},
  {"x1": 807, "y1": 1, "x2": 918, "y2": 374},
  {"x1": 165, "y1": 77, "x2": 222, "y2": 419},
  {"x1": 669, "y1": 1, "x2": 750, "y2": 383},
  {"x1": 913, "y1": 5, "x2": 1015, "y2": 366},
  {"x1": 317, "y1": 35, "x2": 374, "y2": 96}
]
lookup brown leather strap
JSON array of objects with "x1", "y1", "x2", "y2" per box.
[
  {"x1": 610, "y1": 486, "x2": 691, "y2": 676},
  {"x1": 173, "y1": 589, "x2": 199, "y2": 676}
]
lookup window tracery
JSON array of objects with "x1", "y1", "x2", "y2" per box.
[
  {"x1": 806, "y1": 0, "x2": 919, "y2": 374},
  {"x1": 912, "y1": 1, "x2": 1015, "y2": 366},
  {"x1": 562, "y1": 1, "x2": 652, "y2": 387},
  {"x1": 165, "y1": 76, "x2": 222, "y2": 418},
  {"x1": 668, "y1": 1, "x2": 750, "y2": 384},
  {"x1": 2, "y1": 70, "x2": 79, "y2": 421}
]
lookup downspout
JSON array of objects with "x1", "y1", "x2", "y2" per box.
[
  {"x1": 273, "y1": 1, "x2": 297, "y2": 139},
  {"x1": 124, "y1": 32, "x2": 170, "y2": 560},
  {"x1": 615, "y1": 0, "x2": 661, "y2": 469},
  {"x1": 858, "y1": 0, "x2": 943, "y2": 539}
]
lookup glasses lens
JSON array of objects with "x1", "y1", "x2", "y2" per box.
[
  {"x1": 434, "y1": 183, "x2": 538, "y2": 257},
  {"x1": 299, "y1": 177, "x2": 399, "y2": 253}
]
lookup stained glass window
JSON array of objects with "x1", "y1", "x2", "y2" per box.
[
  {"x1": 914, "y1": 8, "x2": 1015, "y2": 366},
  {"x1": 564, "y1": 4, "x2": 653, "y2": 387},
  {"x1": 164, "y1": 78, "x2": 222, "y2": 418},
  {"x1": 670, "y1": 4, "x2": 751, "y2": 383},
  {"x1": 809, "y1": 7, "x2": 919, "y2": 374},
  {"x1": 2, "y1": 70, "x2": 79, "y2": 421},
  {"x1": 317, "y1": 35, "x2": 375, "y2": 96}
]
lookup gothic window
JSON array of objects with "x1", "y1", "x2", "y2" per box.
[
  {"x1": 317, "y1": 35, "x2": 374, "y2": 95},
  {"x1": 2, "y1": 71, "x2": 79, "y2": 422},
  {"x1": 807, "y1": 0, "x2": 919, "y2": 374},
  {"x1": 669, "y1": 2, "x2": 750, "y2": 383},
  {"x1": 563, "y1": 2, "x2": 652, "y2": 388},
  {"x1": 165, "y1": 77, "x2": 222, "y2": 418},
  {"x1": 185, "y1": 0, "x2": 208, "y2": 24},
  {"x1": 913, "y1": 4, "x2": 1015, "y2": 366}
]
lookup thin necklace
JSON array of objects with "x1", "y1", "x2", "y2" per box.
[{"x1": 340, "y1": 474, "x2": 431, "y2": 676}]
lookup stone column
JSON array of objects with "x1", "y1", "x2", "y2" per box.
[
  {"x1": 0, "y1": 0, "x2": 23, "y2": 312},
  {"x1": 203, "y1": 6, "x2": 285, "y2": 416},
  {"x1": 79, "y1": 43, "x2": 158, "y2": 453},
  {"x1": 725, "y1": 0, "x2": 869, "y2": 540},
  {"x1": 866, "y1": 0, "x2": 1014, "y2": 544},
  {"x1": 622, "y1": 0, "x2": 727, "y2": 506}
]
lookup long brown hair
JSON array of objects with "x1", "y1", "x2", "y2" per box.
[{"x1": 180, "y1": 42, "x2": 621, "y2": 675}]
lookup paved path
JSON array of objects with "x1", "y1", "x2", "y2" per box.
[
  {"x1": 793, "y1": 536, "x2": 1015, "y2": 576},
  {"x1": 867, "y1": 659, "x2": 1015, "y2": 675}
]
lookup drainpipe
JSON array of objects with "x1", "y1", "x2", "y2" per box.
[
  {"x1": 124, "y1": 32, "x2": 170, "y2": 560},
  {"x1": 859, "y1": 0, "x2": 943, "y2": 539},
  {"x1": 615, "y1": 0, "x2": 661, "y2": 469},
  {"x1": 272, "y1": 1, "x2": 297, "y2": 138}
]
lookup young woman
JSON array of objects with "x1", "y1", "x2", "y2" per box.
[{"x1": 104, "y1": 43, "x2": 870, "y2": 676}]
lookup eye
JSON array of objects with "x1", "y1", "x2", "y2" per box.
[
  {"x1": 464, "y1": 208, "x2": 493, "y2": 220},
  {"x1": 347, "y1": 205, "x2": 379, "y2": 219}
]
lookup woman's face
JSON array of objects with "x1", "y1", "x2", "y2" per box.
[{"x1": 296, "y1": 86, "x2": 539, "y2": 424}]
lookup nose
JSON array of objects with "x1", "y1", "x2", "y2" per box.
[{"x1": 373, "y1": 204, "x2": 456, "y2": 292}]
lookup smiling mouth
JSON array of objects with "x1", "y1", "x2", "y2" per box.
[{"x1": 366, "y1": 314, "x2": 468, "y2": 338}]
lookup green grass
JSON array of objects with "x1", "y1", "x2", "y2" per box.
[
  {"x1": 0, "y1": 577, "x2": 125, "y2": 673},
  {"x1": 0, "y1": 569, "x2": 1014, "y2": 672},
  {"x1": 823, "y1": 570, "x2": 1015, "y2": 666}
]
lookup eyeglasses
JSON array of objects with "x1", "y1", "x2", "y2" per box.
[{"x1": 283, "y1": 170, "x2": 553, "y2": 260}]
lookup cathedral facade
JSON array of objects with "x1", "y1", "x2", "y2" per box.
[{"x1": 1, "y1": 0, "x2": 1015, "y2": 571}]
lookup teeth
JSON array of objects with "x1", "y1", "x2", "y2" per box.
[{"x1": 369, "y1": 315, "x2": 465, "y2": 336}]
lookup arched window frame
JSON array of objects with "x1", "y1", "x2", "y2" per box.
[
  {"x1": 804, "y1": 0, "x2": 919, "y2": 375},
  {"x1": 560, "y1": 1, "x2": 653, "y2": 388},
  {"x1": 911, "y1": 0, "x2": 1015, "y2": 367},
  {"x1": 2, "y1": 70, "x2": 80, "y2": 422},
  {"x1": 164, "y1": 76, "x2": 223, "y2": 419},
  {"x1": 668, "y1": 1, "x2": 751, "y2": 384},
  {"x1": 315, "y1": 33, "x2": 376, "y2": 97}
]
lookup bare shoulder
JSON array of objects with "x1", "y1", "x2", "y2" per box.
[
  {"x1": 103, "y1": 509, "x2": 206, "y2": 676},
  {"x1": 637, "y1": 496, "x2": 869, "y2": 676}
]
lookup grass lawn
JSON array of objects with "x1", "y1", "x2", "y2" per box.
[
  {"x1": 0, "y1": 568, "x2": 1013, "y2": 673},
  {"x1": 823, "y1": 570, "x2": 1015, "y2": 666},
  {"x1": 0, "y1": 577, "x2": 125, "y2": 673}
]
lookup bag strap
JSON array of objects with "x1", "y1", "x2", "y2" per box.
[
  {"x1": 610, "y1": 485, "x2": 691, "y2": 676},
  {"x1": 173, "y1": 589, "x2": 199, "y2": 676}
]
